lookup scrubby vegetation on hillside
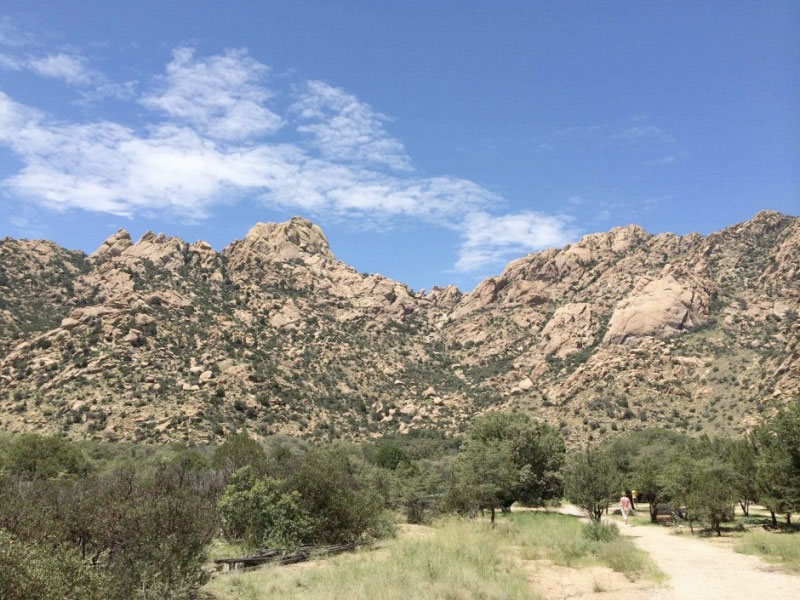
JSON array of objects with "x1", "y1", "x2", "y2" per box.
[{"x1": 1, "y1": 212, "x2": 798, "y2": 446}]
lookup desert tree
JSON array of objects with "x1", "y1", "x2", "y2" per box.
[{"x1": 564, "y1": 447, "x2": 617, "y2": 521}]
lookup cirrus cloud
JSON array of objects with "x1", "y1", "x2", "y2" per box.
[
  {"x1": 0, "y1": 46, "x2": 578, "y2": 274},
  {"x1": 456, "y1": 211, "x2": 578, "y2": 271}
]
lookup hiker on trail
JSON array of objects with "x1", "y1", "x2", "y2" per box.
[{"x1": 620, "y1": 492, "x2": 632, "y2": 525}]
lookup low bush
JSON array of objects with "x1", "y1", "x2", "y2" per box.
[
  {"x1": 583, "y1": 520, "x2": 619, "y2": 543},
  {"x1": 1, "y1": 433, "x2": 89, "y2": 479},
  {"x1": 218, "y1": 467, "x2": 312, "y2": 549},
  {"x1": 0, "y1": 530, "x2": 110, "y2": 600}
]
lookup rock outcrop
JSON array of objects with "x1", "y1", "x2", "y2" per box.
[
  {"x1": 90, "y1": 229, "x2": 132, "y2": 262},
  {"x1": 539, "y1": 303, "x2": 601, "y2": 357},
  {"x1": 603, "y1": 270, "x2": 714, "y2": 345},
  {"x1": 227, "y1": 217, "x2": 334, "y2": 265}
]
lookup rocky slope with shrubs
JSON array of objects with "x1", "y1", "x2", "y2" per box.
[{"x1": 0, "y1": 211, "x2": 797, "y2": 444}]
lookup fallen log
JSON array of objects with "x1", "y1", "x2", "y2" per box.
[{"x1": 214, "y1": 541, "x2": 369, "y2": 571}]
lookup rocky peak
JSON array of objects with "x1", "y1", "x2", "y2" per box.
[
  {"x1": 89, "y1": 229, "x2": 132, "y2": 262},
  {"x1": 606, "y1": 224, "x2": 648, "y2": 253},
  {"x1": 228, "y1": 216, "x2": 334, "y2": 263},
  {"x1": 120, "y1": 231, "x2": 189, "y2": 271},
  {"x1": 425, "y1": 285, "x2": 462, "y2": 308}
]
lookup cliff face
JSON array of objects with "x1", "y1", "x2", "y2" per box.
[{"x1": 0, "y1": 211, "x2": 797, "y2": 445}]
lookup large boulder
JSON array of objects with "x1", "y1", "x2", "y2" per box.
[
  {"x1": 603, "y1": 271, "x2": 714, "y2": 345},
  {"x1": 539, "y1": 303, "x2": 601, "y2": 357},
  {"x1": 89, "y1": 229, "x2": 132, "y2": 262}
]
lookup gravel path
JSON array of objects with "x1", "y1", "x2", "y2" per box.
[{"x1": 618, "y1": 521, "x2": 800, "y2": 600}]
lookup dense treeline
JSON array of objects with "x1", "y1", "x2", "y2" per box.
[
  {"x1": 1, "y1": 401, "x2": 797, "y2": 598},
  {"x1": 564, "y1": 401, "x2": 800, "y2": 533}
]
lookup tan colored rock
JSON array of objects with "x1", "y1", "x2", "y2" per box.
[
  {"x1": 60, "y1": 317, "x2": 80, "y2": 331},
  {"x1": 399, "y1": 403, "x2": 416, "y2": 416},
  {"x1": 539, "y1": 303, "x2": 600, "y2": 357},
  {"x1": 269, "y1": 301, "x2": 303, "y2": 328},
  {"x1": 71, "y1": 306, "x2": 117, "y2": 321},
  {"x1": 425, "y1": 285, "x2": 462, "y2": 308},
  {"x1": 123, "y1": 329, "x2": 142, "y2": 345},
  {"x1": 518, "y1": 377, "x2": 534, "y2": 391},
  {"x1": 90, "y1": 229, "x2": 132, "y2": 261},
  {"x1": 134, "y1": 313, "x2": 155, "y2": 326},
  {"x1": 120, "y1": 231, "x2": 188, "y2": 271},
  {"x1": 232, "y1": 217, "x2": 334, "y2": 263},
  {"x1": 422, "y1": 386, "x2": 436, "y2": 398},
  {"x1": 603, "y1": 271, "x2": 714, "y2": 345}
]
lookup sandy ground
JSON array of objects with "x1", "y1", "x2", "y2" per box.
[
  {"x1": 618, "y1": 520, "x2": 799, "y2": 600},
  {"x1": 524, "y1": 558, "x2": 659, "y2": 600},
  {"x1": 552, "y1": 505, "x2": 799, "y2": 600}
]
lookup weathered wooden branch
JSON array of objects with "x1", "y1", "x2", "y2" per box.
[{"x1": 214, "y1": 541, "x2": 370, "y2": 571}]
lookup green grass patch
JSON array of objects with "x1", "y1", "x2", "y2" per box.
[
  {"x1": 734, "y1": 530, "x2": 800, "y2": 571},
  {"x1": 204, "y1": 518, "x2": 537, "y2": 600},
  {"x1": 204, "y1": 513, "x2": 664, "y2": 599},
  {"x1": 593, "y1": 537, "x2": 664, "y2": 581},
  {"x1": 206, "y1": 539, "x2": 250, "y2": 563},
  {"x1": 496, "y1": 512, "x2": 664, "y2": 581},
  {"x1": 498, "y1": 512, "x2": 588, "y2": 566}
]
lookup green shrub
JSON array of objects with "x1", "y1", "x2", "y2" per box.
[
  {"x1": 0, "y1": 460, "x2": 216, "y2": 600},
  {"x1": 1, "y1": 434, "x2": 89, "y2": 480},
  {"x1": 287, "y1": 447, "x2": 392, "y2": 544},
  {"x1": 564, "y1": 448, "x2": 616, "y2": 521},
  {"x1": 0, "y1": 530, "x2": 110, "y2": 600},
  {"x1": 212, "y1": 433, "x2": 267, "y2": 473},
  {"x1": 583, "y1": 520, "x2": 619, "y2": 543},
  {"x1": 219, "y1": 467, "x2": 313, "y2": 549},
  {"x1": 371, "y1": 441, "x2": 410, "y2": 470}
]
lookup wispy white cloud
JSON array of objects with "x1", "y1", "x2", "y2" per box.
[
  {"x1": 644, "y1": 155, "x2": 678, "y2": 166},
  {"x1": 0, "y1": 17, "x2": 31, "y2": 48},
  {"x1": 293, "y1": 80, "x2": 411, "y2": 171},
  {"x1": 0, "y1": 89, "x2": 499, "y2": 224},
  {"x1": 534, "y1": 119, "x2": 678, "y2": 161},
  {"x1": 141, "y1": 47, "x2": 283, "y2": 141},
  {"x1": 0, "y1": 21, "x2": 96, "y2": 85},
  {"x1": 0, "y1": 47, "x2": 97, "y2": 85},
  {"x1": 0, "y1": 46, "x2": 578, "y2": 274},
  {"x1": 456, "y1": 211, "x2": 577, "y2": 272},
  {"x1": 27, "y1": 53, "x2": 94, "y2": 84},
  {"x1": 608, "y1": 125, "x2": 674, "y2": 145},
  {"x1": 80, "y1": 80, "x2": 139, "y2": 104},
  {"x1": 0, "y1": 51, "x2": 23, "y2": 69}
]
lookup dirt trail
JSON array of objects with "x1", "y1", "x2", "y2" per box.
[
  {"x1": 550, "y1": 505, "x2": 799, "y2": 599},
  {"x1": 617, "y1": 521, "x2": 799, "y2": 600}
]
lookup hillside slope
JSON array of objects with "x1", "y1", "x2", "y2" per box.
[{"x1": 0, "y1": 211, "x2": 797, "y2": 444}]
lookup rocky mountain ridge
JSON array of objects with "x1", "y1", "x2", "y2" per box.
[{"x1": 0, "y1": 211, "x2": 797, "y2": 445}]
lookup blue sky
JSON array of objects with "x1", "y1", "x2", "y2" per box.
[{"x1": 0, "y1": 1, "x2": 797, "y2": 291}]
